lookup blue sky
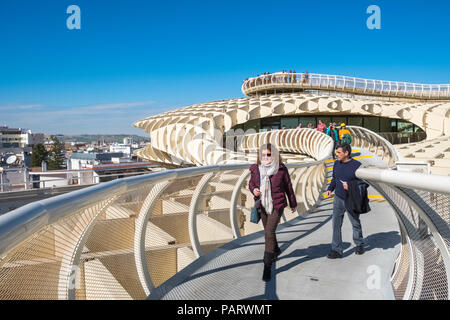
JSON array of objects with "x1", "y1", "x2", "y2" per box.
[{"x1": 1, "y1": 0, "x2": 449, "y2": 135}]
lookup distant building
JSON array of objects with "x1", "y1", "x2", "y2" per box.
[
  {"x1": 0, "y1": 126, "x2": 43, "y2": 168},
  {"x1": 69, "y1": 152, "x2": 124, "y2": 170},
  {"x1": 109, "y1": 138, "x2": 139, "y2": 157},
  {"x1": 0, "y1": 126, "x2": 31, "y2": 148},
  {"x1": 109, "y1": 144, "x2": 134, "y2": 156}
]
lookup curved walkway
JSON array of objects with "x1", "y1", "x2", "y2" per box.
[
  {"x1": 148, "y1": 150, "x2": 401, "y2": 300},
  {"x1": 242, "y1": 72, "x2": 450, "y2": 100}
]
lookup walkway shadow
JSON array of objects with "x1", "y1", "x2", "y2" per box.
[
  {"x1": 277, "y1": 214, "x2": 333, "y2": 254},
  {"x1": 314, "y1": 203, "x2": 334, "y2": 209},
  {"x1": 243, "y1": 242, "x2": 351, "y2": 300},
  {"x1": 244, "y1": 264, "x2": 280, "y2": 300},
  {"x1": 181, "y1": 213, "x2": 333, "y2": 284},
  {"x1": 243, "y1": 214, "x2": 335, "y2": 300},
  {"x1": 150, "y1": 202, "x2": 334, "y2": 300},
  {"x1": 276, "y1": 242, "x2": 351, "y2": 275},
  {"x1": 343, "y1": 231, "x2": 400, "y2": 257}
]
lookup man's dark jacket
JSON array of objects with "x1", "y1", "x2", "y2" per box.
[{"x1": 345, "y1": 179, "x2": 371, "y2": 214}]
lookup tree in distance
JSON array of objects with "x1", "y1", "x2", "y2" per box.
[
  {"x1": 31, "y1": 144, "x2": 48, "y2": 168},
  {"x1": 47, "y1": 136, "x2": 66, "y2": 170}
]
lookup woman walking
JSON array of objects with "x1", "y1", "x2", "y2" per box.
[{"x1": 249, "y1": 143, "x2": 297, "y2": 282}]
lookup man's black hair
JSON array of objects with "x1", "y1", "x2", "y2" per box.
[{"x1": 337, "y1": 143, "x2": 352, "y2": 157}]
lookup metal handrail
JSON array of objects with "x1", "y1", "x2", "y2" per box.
[
  {"x1": 242, "y1": 72, "x2": 450, "y2": 100},
  {"x1": 356, "y1": 167, "x2": 450, "y2": 300},
  {"x1": 357, "y1": 168, "x2": 450, "y2": 194},
  {"x1": 0, "y1": 164, "x2": 235, "y2": 257},
  {"x1": 0, "y1": 159, "x2": 330, "y2": 259},
  {"x1": 239, "y1": 128, "x2": 334, "y2": 162},
  {"x1": 0, "y1": 170, "x2": 163, "y2": 192}
]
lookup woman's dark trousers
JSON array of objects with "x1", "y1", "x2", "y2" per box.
[{"x1": 261, "y1": 208, "x2": 284, "y2": 281}]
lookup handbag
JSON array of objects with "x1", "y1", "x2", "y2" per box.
[
  {"x1": 250, "y1": 171, "x2": 262, "y2": 224},
  {"x1": 250, "y1": 199, "x2": 261, "y2": 224}
]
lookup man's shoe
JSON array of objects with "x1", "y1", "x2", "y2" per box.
[
  {"x1": 355, "y1": 245, "x2": 365, "y2": 255},
  {"x1": 327, "y1": 250, "x2": 343, "y2": 259}
]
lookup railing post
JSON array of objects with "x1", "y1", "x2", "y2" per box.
[
  {"x1": 188, "y1": 172, "x2": 215, "y2": 258},
  {"x1": 229, "y1": 170, "x2": 251, "y2": 239},
  {"x1": 64, "y1": 196, "x2": 118, "y2": 300},
  {"x1": 301, "y1": 166, "x2": 317, "y2": 212},
  {"x1": 134, "y1": 181, "x2": 171, "y2": 296},
  {"x1": 291, "y1": 167, "x2": 308, "y2": 217}
]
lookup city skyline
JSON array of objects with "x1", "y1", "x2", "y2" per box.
[{"x1": 1, "y1": 0, "x2": 450, "y2": 134}]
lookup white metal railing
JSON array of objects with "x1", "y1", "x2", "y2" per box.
[
  {"x1": 348, "y1": 125, "x2": 400, "y2": 167},
  {"x1": 136, "y1": 126, "x2": 334, "y2": 166},
  {"x1": 347, "y1": 125, "x2": 447, "y2": 297},
  {"x1": 356, "y1": 168, "x2": 450, "y2": 300},
  {"x1": 0, "y1": 170, "x2": 157, "y2": 191},
  {"x1": 0, "y1": 134, "x2": 330, "y2": 299},
  {"x1": 238, "y1": 128, "x2": 334, "y2": 162},
  {"x1": 378, "y1": 132, "x2": 427, "y2": 145},
  {"x1": 242, "y1": 72, "x2": 450, "y2": 100}
]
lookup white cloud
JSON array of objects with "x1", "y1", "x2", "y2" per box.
[
  {"x1": 2, "y1": 100, "x2": 162, "y2": 134},
  {"x1": 78, "y1": 101, "x2": 156, "y2": 111},
  {"x1": 2, "y1": 101, "x2": 156, "y2": 116},
  {"x1": 0, "y1": 104, "x2": 45, "y2": 111}
]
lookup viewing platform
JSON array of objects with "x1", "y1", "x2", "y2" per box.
[{"x1": 242, "y1": 72, "x2": 450, "y2": 101}]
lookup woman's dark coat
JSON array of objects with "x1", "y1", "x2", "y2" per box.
[{"x1": 249, "y1": 163, "x2": 298, "y2": 212}]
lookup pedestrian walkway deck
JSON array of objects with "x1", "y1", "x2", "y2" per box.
[{"x1": 147, "y1": 150, "x2": 402, "y2": 300}]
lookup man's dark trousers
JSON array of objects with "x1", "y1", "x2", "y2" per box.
[{"x1": 331, "y1": 195, "x2": 364, "y2": 255}]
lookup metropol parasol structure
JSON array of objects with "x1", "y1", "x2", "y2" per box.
[
  {"x1": 134, "y1": 72, "x2": 450, "y2": 174},
  {"x1": 0, "y1": 72, "x2": 449, "y2": 300}
]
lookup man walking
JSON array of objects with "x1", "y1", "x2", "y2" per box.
[{"x1": 325, "y1": 143, "x2": 365, "y2": 258}]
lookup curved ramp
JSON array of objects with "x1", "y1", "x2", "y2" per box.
[
  {"x1": 148, "y1": 195, "x2": 400, "y2": 300},
  {"x1": 148, "y1": 149, "x2": 401, "y2": 300}
]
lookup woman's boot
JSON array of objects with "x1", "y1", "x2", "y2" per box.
[
  {"x1": 274, "y1": 246, "x2": 281, "y2": 261},
  {"x1": 263, "y1": 252, "x2": 275, "y2": 282}
]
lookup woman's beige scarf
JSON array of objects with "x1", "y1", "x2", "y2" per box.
[{"x1": 259, "y1": 161, "x2": 278, "y2": 214}]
